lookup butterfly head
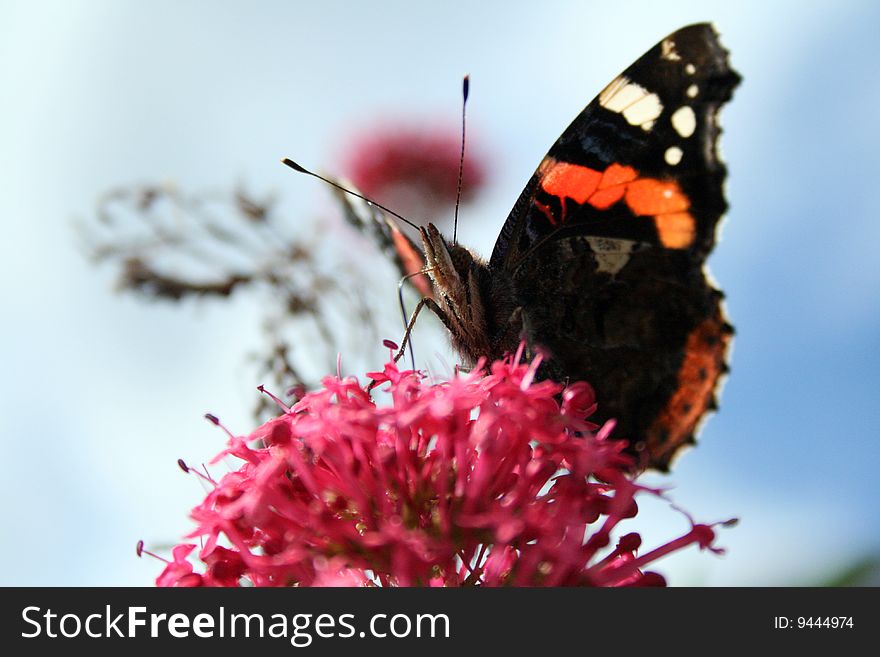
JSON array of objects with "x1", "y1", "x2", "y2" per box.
[{"x1": 418, "y1": 223, "x2": 493, "y2": 365}]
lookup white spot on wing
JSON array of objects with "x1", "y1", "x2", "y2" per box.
[
  {"x1": 687, "y1": 84, "x2": 698, "y2": 98},
  {"x1": 599, "y1": 75, "x2": 663, "y2": 130},
  {"x1": 599, "y1": 77, "x2": 647, "y2": 112},
  {"x1": 622, "y1": 93, "x2": 663, "y2": 128},
  {"x1": 665, "y1": 146, "x2": 683, "y2": 165},
  {"x1": 671, "y1": 106, "x2": 697, "y2": 138},
  {"x1": 586, "y1": 237, "x2": 637, "y2": 276},
  {"x1": 661, "y1": 39, "x2": 681, "y2": 61},
  {"x1": 598, "y1": 75, "x2": 628, "y2": 109},
  {"x1": 685, "y1": 63, "x2": 696, "y2": 75}
]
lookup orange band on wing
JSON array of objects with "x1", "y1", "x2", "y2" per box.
[
  {"x1": 598, "y1": 163, "x2": 638, "y2": 189},
  {"x1": 587, "y1": 163, "x2": 639, "y2": 208},
  {"x1": 537, "y1": 158, "x2": 697, "y2": 249},
  {"x1": 645, "y1": 311, "x2": 732, "y2": 468},
  {"x1": 540, "y1": 161, "x2": 602, "y2": 203},
  {"x1": 624, "y1": 178, "x2": 690, "y2": 215},
  {"x1": 586, "y1": 185, "x2": 627, "y2": 210},
  {"x1": 654, "y1": 212, "x2": 696, "y2": 249},
  {"x1": 389, "y1": 225, "x2": 432, "y2": 298}
]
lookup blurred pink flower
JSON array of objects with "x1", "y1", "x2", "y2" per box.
[
  {"x1": 154, "y1": 347, "x2": 727, "y2": 587},
  {"x1": 341, "y1": 122, "x2": 487, "y2": 221}
]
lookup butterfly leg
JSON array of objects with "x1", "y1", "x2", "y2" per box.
[
  {"x1": 392, "y1": 297, "x2": 451, "y2": 365},
  {"x1": 368, "y1": 297, "x2": 451, "y2": 394}
]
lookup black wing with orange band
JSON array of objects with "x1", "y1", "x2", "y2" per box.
[
  {"x1": 491, "y1": 24, "x2": 740, "y2": 470},
  {"x1": 490, "y1": 23, "x2": 740, "y2": 271}
]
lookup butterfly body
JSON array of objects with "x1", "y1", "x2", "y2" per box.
[
  {"x1": 419, "y1": 224, "x2": 518, "y2": 366},
  {"x1": 411, "y1": 24, "x2": 739, "y2": 470}
]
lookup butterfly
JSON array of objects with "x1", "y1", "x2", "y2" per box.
[{"x1": 328, "y1": 23, "x2": 740, "y2": 471}]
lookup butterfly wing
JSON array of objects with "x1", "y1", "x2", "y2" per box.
[
  {"x1": 331, "y1": 185, "x2": 433, "y2": 298},
  {"x1": 491, "y1": 23, "x2": 740, "y2": 470},
  {"x1": 491, "y1": 23, "x2": 739, "y2": 270}
]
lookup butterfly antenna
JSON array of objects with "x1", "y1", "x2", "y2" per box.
[
  {"x1": 452, "y1": 75, "x2": 469, "y2": 246},
  {"x1": 281, "y1": 158, "x2": 421, "y2": 231}
]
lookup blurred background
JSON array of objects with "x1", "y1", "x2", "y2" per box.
[{"x1": 1, "y1": 0, "x2": 878, "y2": 586}]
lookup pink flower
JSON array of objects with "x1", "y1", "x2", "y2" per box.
[
  {"x1": 340, "y1": 122, "x2": 487, "y2": 221},
  {"x1": 154, "y1": 544, "x2": 204, "y2": 588},
  {"x1": 152, "y1": 349, "x2": 729, "y2": 586}
]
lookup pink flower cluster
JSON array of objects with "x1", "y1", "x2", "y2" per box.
[{"x1": 151, "y1": 347, "x2": 725, "y2": 587}]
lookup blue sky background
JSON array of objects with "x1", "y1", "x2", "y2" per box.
[{"x1": 1, "y1": 0, "x2": 878, "y2": 586}]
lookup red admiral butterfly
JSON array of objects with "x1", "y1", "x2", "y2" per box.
[{"x1": 294, "y1": 23, "x2": 740, "y2": 471}]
